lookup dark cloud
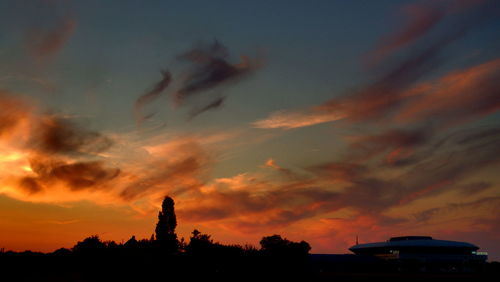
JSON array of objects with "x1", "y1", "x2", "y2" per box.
[
  {"x1": 456, "y1": 127, "x2": 500, "y2": 145},
  {"x1": 49, "y1": 161, "x2": 120, "y2": 191},
  {"x1": 22, "y1": 158, "x2": 120, "y2": 192},
  {"x1": 0, "y1": 95, "x2": 112, "y2": 152},
  {"x1": 346, "y1": 128, "x2": 431, "y2": 165},
  {"x1": 31, "y1": 115, "x2": 113, "y2": 156},
  {"x1": 456, "y1": 182, "x2": 493, "y2": 196},
  {"x1": 307, "y1": 161, "x2": 397, "y2": 215},
  {"x1": 174, "y1": 40, "x2": 258, "y2": 117},
  {"x1": 134, "y1": 41, "x2": 260, "y2": 124},
  {"x1": 134, "y1": 70, "x2": 172, "y2": 125},
  {"x1": 176, "y1": 41, "x2": 247, "y2": 100},
  {"x1": 310, "y1": 162, "x2": 368, "y2": 182},
  {"x1": 179, "y1": 177, "x2": 339, "y2": 226},
  {"x1": 188, "y1": 97, "x2": 225, "y2": 120},
  {"x1": 412, "y1": 196, "x2": 500, "y2": 223},
  {"x1": 18, "y1": 177, "x2": 43, "y2": 194},
  {"x1": 376, "y1": 126, "x2": 500, "y2": 207}
]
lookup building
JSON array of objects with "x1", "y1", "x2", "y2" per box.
[{"x1": 349, "y1": 236, "x2": 488, "y2": 267}]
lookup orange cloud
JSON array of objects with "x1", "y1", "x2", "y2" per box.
[
  {"x1": 263, "y1": 158, "x2": 280, "y2": 169},
  {"x1": 252, "y1": 108, "x2": 345, "y2": 129},
  {"x1": 0, "y1": 91, "x2": 34, "y2": 139},
  {"x1": 175, "y1": 122, "x2": 500, "y2": 236},
  {"x1": 0, "y1": 93, "x2": 211, "y2": 211},
  {"x1": 119, "y1": 137, "x2": 210, "y2": 202}
]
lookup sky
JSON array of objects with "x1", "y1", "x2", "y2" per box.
[{"x1": 0, "y1": 0, "x2": 499, "y2": 260}]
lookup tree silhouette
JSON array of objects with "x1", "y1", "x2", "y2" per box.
[
  {"x1": 72, "y1": 235, "x2": 106, "y2": 254},
  {"x1": 260, "y1": 234, "x2": 311, "y2": 257},
  {"x1": 186, "y1": 229, "x2": 214, "y2": 255},
  {"x1": 154, "y1": 196, "x2": 178, "y2": 252},
  {"x1": 124, "y1": 235, "x2": 138, "y2": 248}
]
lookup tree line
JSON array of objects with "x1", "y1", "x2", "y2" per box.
[
  {"x1": 2, "y1": 196, "x2": 498, "y2": 281},
  {"x1": 0, "y1": 196, "x2": 311, "y2": 281}
]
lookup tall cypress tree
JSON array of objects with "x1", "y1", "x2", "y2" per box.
[{"x1": 155, "y1": 196, "x2": 178, "y2": 252}]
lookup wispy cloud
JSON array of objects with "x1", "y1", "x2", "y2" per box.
[
  {"x1": 175, "y1": 40, "x2": 257, "y2": 104},
  {"x1": 134, "y1": 70, "x2": 172, "y2": 125},
  {"x1": 177, "y1": 124, "x2": 499, "y2": 233},
  {"x1": 188, "y1": 96, "x2": 225, "y2": 120},
  {"x1": 254, "y1": 0, "x2": 498, "y2": 130},
  {"x1": 134, "y1": 40, "x2": 262, "y2": 124},
  {"x1": 37, "y1": 219, "x2": 81, "y2": 225},
  {"x1": 367, "y1": 2, "x2": 445, "y2": 66},
  {"x1": 173, "y1": 40, "x2": 262, "y2": 119},
  {"x1": 253, "y1": 31, "x2": 459, "y2": 129},
  {"x1": 252, "y1": 108, "x2": 345, "y2": 129},
  {"x1": 395, "y1": 58, "x2": 500, "y2": 125}
]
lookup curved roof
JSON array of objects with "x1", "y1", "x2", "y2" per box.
[
  {"x1": 350, "y1": 237, "x2": 479, "y2": 252},
  {"x1": 389, "y1": 236, "x2": 432, "y2": 241}
]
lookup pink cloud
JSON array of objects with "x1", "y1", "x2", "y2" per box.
[
  {"x1": 30, "y1": 18, "x2": 76, "y2": 60},
  {"x1": 396, "y1": 58, "x2": 500, "y2": 125},
  {"x1": 252, "y1": 108, "x2": 345, "y2": 129},
  {"x1": 368, "y1": 3, "x2": 445, "y2": 65}
]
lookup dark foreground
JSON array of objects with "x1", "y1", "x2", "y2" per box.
[
  {"x1": 1, "y1": 250, "x2": 498, "y2": 282},
  {"x1": 1, "y1": 198, "x2": 498, "y2": 281}
]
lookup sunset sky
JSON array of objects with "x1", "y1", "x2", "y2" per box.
[{"x1": 0, "y1": 0, "x2": 499, "y2": 260}]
